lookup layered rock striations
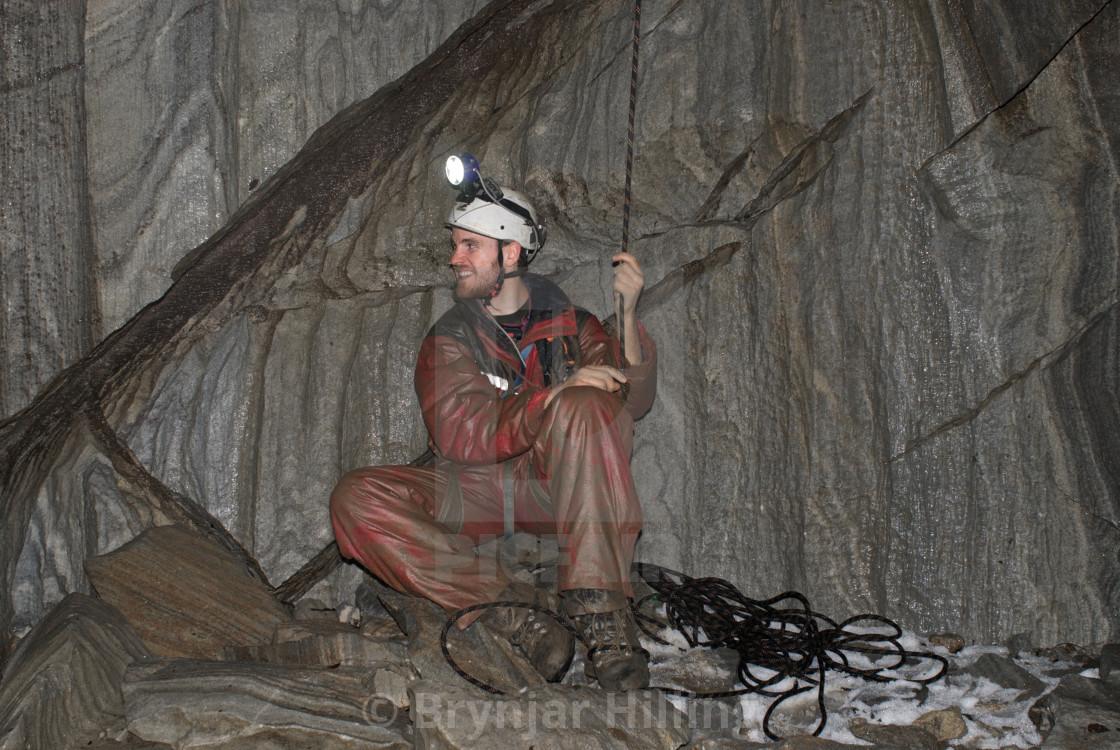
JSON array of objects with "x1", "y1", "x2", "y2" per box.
[
  {"x1": 1, "y1": 0, "x2": 1117, "y2": 661},
  {"x1": 0, "y1": 0, "x2": 99, "y2": 420}
]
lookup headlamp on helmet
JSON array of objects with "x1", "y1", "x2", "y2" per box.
[
  {"x1": 445, "y1": 154, "x2": 481, "y2": 201},
  {"x1": 443, "y1": 153, "x2": 547, "y2": 263}
]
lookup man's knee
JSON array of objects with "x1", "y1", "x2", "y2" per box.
[
  {"x1": 331, "y1": 465, "x2": 420, "y2": 562},
  {"x1": 547, "y1": 385, "x2": 628, "y2": 426},
  {"x1": 544, "y1": 387, "x2": 634, "y2": 451},
  {"x1": 328, "y1": 468, "x2": 365, "y2": 520},
  {"x1": 329, "y1": 465, "x2": 400, "y2": 527}
]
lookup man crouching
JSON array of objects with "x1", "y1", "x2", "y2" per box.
[{"x1": 330, "y1": 180, "x2": 657, "y2": 690}]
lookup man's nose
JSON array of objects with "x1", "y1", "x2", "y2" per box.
[{"x1": 450, "y1": 245, "x2": 467, "y2": 265}]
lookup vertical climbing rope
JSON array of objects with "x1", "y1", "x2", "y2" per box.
[
  {"x1": 621, "y1": 0, "x2": 641, "y2": 257},
  {"x1": 617, "y1": 0, "x2": 641, "y2": 368}
]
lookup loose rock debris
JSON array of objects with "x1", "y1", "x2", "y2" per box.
[{"x1": 0, "y1": 527, "x2": 1115, "y2": 749}]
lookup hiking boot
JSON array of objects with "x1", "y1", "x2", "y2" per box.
[
  {"x1": 479, "y1": 581, "x2": 574, "y2": 682},
  {"x1": 563, "y1": 588, "x2": 649, "y2": 691}
]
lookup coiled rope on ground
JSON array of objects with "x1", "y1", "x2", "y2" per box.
[
  {"x1": 441, "y1": 562, "x2": 948, "y2": 741},
  {"x1": 632, "y1": 562, "x2": 948, "y2": 739}
]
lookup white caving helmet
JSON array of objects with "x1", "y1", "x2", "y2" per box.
[{"x1": 446, "y1": 184, "x2": 546, "y2": 264}]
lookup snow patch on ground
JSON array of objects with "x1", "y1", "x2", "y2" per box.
[{"x1": 643, "y1": 628, "x2": 1084, "y2": 747}]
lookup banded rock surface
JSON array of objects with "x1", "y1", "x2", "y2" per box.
[
  {"x1": 0, "y1": 594, "x2": 148, "y2": 749},
  {"x1": 1, "y1": 0, "x2": 1118, "y2": 667}
]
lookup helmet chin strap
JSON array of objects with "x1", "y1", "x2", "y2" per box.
[{"x1": 486, "y1": 242, "x2": 526, "y2": 302}]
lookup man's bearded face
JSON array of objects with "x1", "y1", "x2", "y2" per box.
[{"x1": 449, "y1": 227, "x2": 501, "y2": 300}]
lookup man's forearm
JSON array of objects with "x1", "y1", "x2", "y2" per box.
[{"x1": 623, "y1": 315, "x2": 643, "y2": 365}]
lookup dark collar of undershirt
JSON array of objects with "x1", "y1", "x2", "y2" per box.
[{"x1": 489, "y1": 298, "x2": 532, "y2": 343}]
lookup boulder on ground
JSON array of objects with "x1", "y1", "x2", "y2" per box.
[
  {"x1": 221, "y1": 617, "x2": 409, "y2": 668},
  {"x1": 848, "y1": 717, "x2": 941, "y2": 750},
  {"x1": 649, "y1": 645, "x2": 740, "y2": 693},
  {"x1": 962, "y1": 652, "x2": 1048, "y2": 702},
  {"x1": 409, "y1": 679, "x2": 691, "y2": 749},
  {"x1": 0, "y1": 593, "x2": 149, "y2": 749},
  {"x1": 85, "y1": 525, "x2": 291, "y2": 659},
  {"x1": 1031, "y1": 674, "x2": 1120, "y2": 749},
  {"x1": 124, "y1": 657, "x2": 411, "y2": 749}
]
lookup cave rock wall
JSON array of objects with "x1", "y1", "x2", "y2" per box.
[{"x1": 3, "y1": 0, "x2": 1118, "y2": 649}]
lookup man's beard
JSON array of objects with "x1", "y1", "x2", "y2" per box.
[{"x1": 453, "y1": 263, "x2": 500, "y2": 300}]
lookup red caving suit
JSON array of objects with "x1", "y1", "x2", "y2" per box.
[{"x1": 330, "y1": 274, "x2": 657, "y2": 622}]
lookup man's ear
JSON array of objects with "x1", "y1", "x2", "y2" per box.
[{"x1": 503, "y1": 241, "x2": 523, "y2": 268}]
